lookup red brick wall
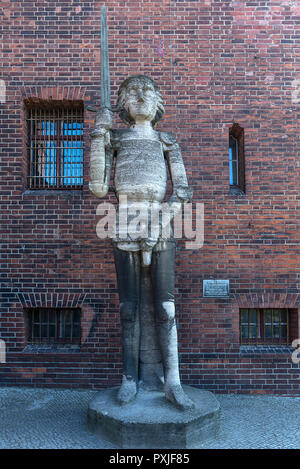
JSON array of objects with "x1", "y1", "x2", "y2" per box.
[{"x1": 0, "y1": 0, "x2": 299, "y2": 394}]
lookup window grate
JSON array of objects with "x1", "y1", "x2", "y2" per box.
[
  {"x1": 26, "y1": 308, "x2": 81, "y2": 345},
  {"x1": 240, "y1": 308, "x2": 290, "y2": 346},
  {"x1": 26, "y1": 105, "x2": 84, "y2": 189}
]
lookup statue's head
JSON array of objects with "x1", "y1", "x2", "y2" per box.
[{"x1": 117, "y1": 75, "x2": 165, "y2": 127}]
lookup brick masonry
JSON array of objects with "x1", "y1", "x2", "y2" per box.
[{"x1": 0, "y1": 0, "x2": 299, "y2": 394}]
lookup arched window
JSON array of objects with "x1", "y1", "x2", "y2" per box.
[{"x1": 229, "y1": 123, "x2": 245, "y2": 193}]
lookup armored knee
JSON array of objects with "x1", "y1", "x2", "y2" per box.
[
  {"x1": 156, "y1": 301, "x2": 175, "y2": 323},
  {"x1": 119, "y1": 301, "x2": 138, "y2": 322}
]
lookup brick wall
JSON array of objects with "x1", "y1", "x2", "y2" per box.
[{"x1": 0, "y1": 0, "x2": 299, "y2": 394}]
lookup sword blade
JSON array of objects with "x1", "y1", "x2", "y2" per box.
[{"x1": 101, "y1": 5, "x2": 111, "y2": 108}]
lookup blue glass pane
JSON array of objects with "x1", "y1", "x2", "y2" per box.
[
  {"x1": 229, "y1": 136, "x2": 238, "y2": 185},
  {"x1": 42, "y1": 120, "x2": 56, "y2": 136},
  {"x1": 62, "y1": 121, "x2": 83, "y2": 136},
  {"x1": 44, "y1": 141, "x2": 56, "y2": 185},
  {"x1": 229, "y1": 160, "x2": 237, "y2": 185},
  {"x1": 62, "y1": 140, "x2": 83, "y2": 185},
  {"x1": 229, "y1": 161, "x2": 233, "y2": 185},
  {"x1": 38, "y1": 119, "x2": 83, "y2": 187}
]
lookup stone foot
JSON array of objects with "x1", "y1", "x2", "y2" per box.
[
  {"x1": 117, "y1": 376, "x2": 138, "y2": 405},
  {"x1": 165, "y1": 384, "x2": 195, "y2": 411}
]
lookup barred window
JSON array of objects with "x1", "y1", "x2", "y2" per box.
[
  {"x1": 240, "y1": 308, "x2": 297, "y2": 346},
  {"x1": 25, "y1": 101, "x2": 84, "y2": 189},
  {"x1": 26, "y1": 308, "x2": 81, "y2": 345}
]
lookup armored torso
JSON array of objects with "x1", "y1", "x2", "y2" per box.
[
  {"x1": 112, "y1": 129, "x2": 167, "y2": 203},
  {"x1": 110, "y1": 129, "x2": 177, "y2": 251}
]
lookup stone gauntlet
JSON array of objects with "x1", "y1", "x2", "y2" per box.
[
  {"x1": 168, "y1": 186, "x2": 193, "y2": 206},
  {"x1": 175, "y1": 185, "x2": 193, "y2": 203},
  {"x1": 89, "y1": 109, "x2": 113, "y2": 198}
]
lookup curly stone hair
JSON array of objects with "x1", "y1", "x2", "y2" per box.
[{"x1": 116, "y1": 75, "x2": 165, "y2": 127}]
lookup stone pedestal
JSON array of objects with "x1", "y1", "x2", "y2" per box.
[{"x1": 87, "y1": 385, "x2": 220, "y2": 449}]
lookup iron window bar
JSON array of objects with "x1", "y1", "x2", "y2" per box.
[
  {"x1": 240, "y1": 308, "x2": 289, "y2": 346},
  {"x1": 27, "y1": 308, "x2": 81, "y2": 345}
]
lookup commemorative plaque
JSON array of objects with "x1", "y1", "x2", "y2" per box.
[{"x1": 203, "y1": 279, "x2": 229, "y2": 298}]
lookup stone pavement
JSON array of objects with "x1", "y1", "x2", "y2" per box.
[{"x1": 0, "y1": 386, "x2": 299, "y2": 449}]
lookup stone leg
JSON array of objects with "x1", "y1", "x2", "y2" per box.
[
  {"x1": 151, "y1": 246, "x2": 194, "y2": 410},
  {"x1": 114, "y1": 247, "x2": 140, "y2": 405},
  {"x1": 139, "y1": 264, "x2": 164, "y2": 391}
]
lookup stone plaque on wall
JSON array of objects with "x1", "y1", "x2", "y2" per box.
[{"x1": 203, "y1": 279, "x2": 229, "y2": 298}]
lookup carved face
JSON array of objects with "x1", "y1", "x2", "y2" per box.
[{"x1": 123, "y1": 78, "x2": 158, "y2": 123}]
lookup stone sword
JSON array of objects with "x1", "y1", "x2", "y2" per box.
[{"x1": 87, "y1": 6, "x2": 119, "y2": 114}]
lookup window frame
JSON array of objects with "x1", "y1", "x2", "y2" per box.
[
  {"x1": 229, "y1": 135, "x2": 238, "y2": 186},
  {"x1": 239, "y1": 308, "x2": 296, "y2": 346},
  {"x1": 25, "y1": 307, "x2": 81, "y2": 345},
  {"x1": 229, "y1": 123, "x2": 245, "y2": 193},
  {"x1": 25, "y1": 100, "x2": 84, "y2": 190}
]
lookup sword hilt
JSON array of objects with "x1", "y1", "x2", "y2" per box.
[{"x1": 86, "y1": 105, "x2": 120, "y2": 113}]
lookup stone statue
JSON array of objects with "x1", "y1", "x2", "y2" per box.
[{"x1": 89, "y1": 74, "x2": 194, "y2": 410}]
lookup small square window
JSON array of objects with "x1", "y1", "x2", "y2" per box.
[
  {"x1": 25, "y1": 101, "x2": 84, "y2": 189},
  {"x1": 26, "y1": 308, "x2": 81, "y2": 345}
]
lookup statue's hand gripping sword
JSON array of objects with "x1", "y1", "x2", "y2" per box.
[{"x1": 88, "y1": 6, "x2": 115, "y2": 198}]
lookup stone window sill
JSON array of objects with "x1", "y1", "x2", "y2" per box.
[
  {"x1": 23, "y1": 344, "x2": 81, "y2": 354},
  {"x1": 229, "y1": 186, "x2": 246, "y2": 197},
  {"x1": 240, "y1": 345, "x2": 294, "y2": 356},
  {"x1": 22, "y1": 189, "x2": 83, "y2": 198}
]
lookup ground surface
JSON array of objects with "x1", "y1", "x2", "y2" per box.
[{"x1": 0, "y1": 387, "x2": 299, "y2": 449}]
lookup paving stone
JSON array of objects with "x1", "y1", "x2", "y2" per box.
[{"x1": 0, "y1": 387, "x2": 299, "y2": 449}]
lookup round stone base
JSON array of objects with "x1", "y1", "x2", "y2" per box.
[{"x1": 87, "y1": 385, "x2": 220, "y2": 449}]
